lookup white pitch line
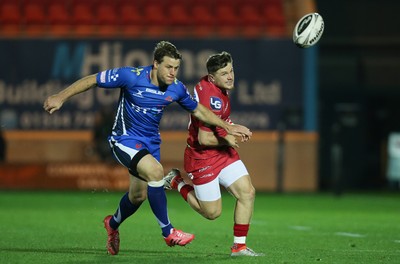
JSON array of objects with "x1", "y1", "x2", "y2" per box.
[
  {"x1": 289, "y1": 225, "x2": 312, "y2": 231},
  {"x1": 335, "y1": 232, "x2": 366, "y2": 238}
]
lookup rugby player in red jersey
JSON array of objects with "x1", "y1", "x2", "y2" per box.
[{"x1": 165, "y1": 51, "x2": 263, "y2": 257}]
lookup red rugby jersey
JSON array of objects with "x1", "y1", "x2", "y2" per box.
[{"x1": 186, "y1": 76, "x2": 236, "y2": 159}]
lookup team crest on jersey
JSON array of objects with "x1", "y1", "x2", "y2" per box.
[{"x1": 210, "y1": 97, "x2": 222, "y2": 110}]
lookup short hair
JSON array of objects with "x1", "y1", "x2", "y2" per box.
[
  {"x1": 153, "y1": 41, "x2": 182, "y2": 63},
  {"x1": 206, "y1": 51, "x2": 233, "y2": 74}
]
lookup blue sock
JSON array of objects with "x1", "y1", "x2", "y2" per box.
[
  {"x1": 110, "y1": 192, "x2": 141, "y2": 230},
  {"x1": 147, "y1": 184, "x2": 173, "y2": 237}
]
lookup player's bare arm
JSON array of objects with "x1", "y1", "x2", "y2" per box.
[
  {"x1": 198, "y1": 129, "x2": 238, "y2": 148},
  {"x1": 43, "y1": 74, "x2": 97, "y2": 114},
  {"x1": 192, "y1": 103, "x2": 252, "y2": 138}
]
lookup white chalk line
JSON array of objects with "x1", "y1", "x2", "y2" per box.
[
  {"x1": 289, "y1": 225, "x2": 312, "y2": 231},
  {"x1": 335, "y1": 232, "x2": 366, "y2": 238}
]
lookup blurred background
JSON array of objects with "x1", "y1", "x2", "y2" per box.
[{"x1": 0, "y1": 0, "x2": 400, "y2": 193}]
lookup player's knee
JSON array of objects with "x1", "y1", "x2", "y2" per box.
[
  {"x1": 146, "y1": 163, "x2": 164, "y2": 181},
  {"x1": 248, "y1": 185, "x2": 256, "y2": 200},
  {"x1": 202, "y1": 207, "x2": 222, "y2": 220}
]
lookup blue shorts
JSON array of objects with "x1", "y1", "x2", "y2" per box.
[{"x1": 108, "y1": 135, "x2": 161, "y2": 175}]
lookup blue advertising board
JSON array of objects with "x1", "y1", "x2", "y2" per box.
[{"x1": 0, "y1": 39, "x2": 307, "y2": 130}]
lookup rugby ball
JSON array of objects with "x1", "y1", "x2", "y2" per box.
[{"x1": 293, "y1": 13, "x2": 324, "y2": 48}]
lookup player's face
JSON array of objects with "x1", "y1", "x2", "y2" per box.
[
  {"x1": 210, "y1": 63, "x2": 234, "y2": 90},
  {"x1": 154, "y1": 56, "x2": 181, "y2": 87}
]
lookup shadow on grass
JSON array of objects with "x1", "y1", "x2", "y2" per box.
[
  {"x1": 0, "y1": 247, "x2": 105, "y2": 255},
  {"x1": 0, "y1": 247, "x2": 235, "y2": 260}
]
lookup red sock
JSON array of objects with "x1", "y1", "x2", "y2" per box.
[
  {"x1": 234, "y1": 223, "x2": 250, "y2": 237},
  {"x1": 179, "y1": 185, "x2": 194, "y2": 201},
  {"x1": 233, "y1": 224, "x2": 249, "y2": 247}
]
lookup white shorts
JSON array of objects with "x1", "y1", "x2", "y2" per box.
[{"x1": 193, "y1": 160, "x2": 248, "y2": 202}]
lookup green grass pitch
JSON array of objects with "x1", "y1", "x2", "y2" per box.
[{"x1": 0, "y1": 190, "x2": 399, "y2": 263}]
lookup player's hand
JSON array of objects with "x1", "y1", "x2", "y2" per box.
[
  {"x1": 225, "y1": 134, "x2": 239, "y2": 148},
  {"x1": 239, "y1": 133, "x2": 251, "y2": 143},
  {"x1": 43, "y1": 94, "x2": 64, "y2": 114},
  {"x1": 226, "y1": 124, "x2": 252, "y2": 142}
]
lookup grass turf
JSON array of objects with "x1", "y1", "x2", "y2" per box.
[{"x1": 0, "y1": 190, "x2": 399, "y2": 263}]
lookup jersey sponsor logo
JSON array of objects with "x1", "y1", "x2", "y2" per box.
[
  {"x1": 199, "y1": 173, "x2": 214, "y2": 179},
  {"x1": 100, "y1": 71, "x2": 106, "y2": 83},
  {"x1": 198, "y1": 166, "x2": 211, "y2": 172},
  {"x1": 149, "y1": 107, "x2": 163, "y2": 115},
  {"x1": 210, "y1": 97, "x2": 222, "y2": 110},
  {"x1": 145, "y1": 88, "x2": 165, "y2": 95},
  {"x1": 130, "y1": 103, "x2": 163, "y2": 116},
  {"x1": 132, "y1": 88, "x2": 165, "y2": 98}
]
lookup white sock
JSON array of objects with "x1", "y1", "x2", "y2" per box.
[
  {"x1": 177, "y1": 181, "x2": 186, "y2": 192},
  {"x1": 234, "y1": 236, "x2": 246, "y2": 244}
]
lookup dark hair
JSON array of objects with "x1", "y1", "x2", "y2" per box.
[
  {"x1": 153, "y1": 41, "x2": 182, "y2": 63},
  {"x1": 206, "y1": 51, "x2": 233, "y2": 74}
]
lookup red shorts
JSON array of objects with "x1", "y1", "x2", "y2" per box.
[{"x1": 184, "y1": 148, "x2": 240, "y2": 185}]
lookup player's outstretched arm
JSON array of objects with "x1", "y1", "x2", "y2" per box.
[
  {"x1": 43, "y1": 74, "x2": 97, "y2": 114},
  {"x1": 198, "y1": 130, "x2": 239, "y2": 148},
  {"x1": 192, "y1": 103, "x2": 252, "y2": 138}
]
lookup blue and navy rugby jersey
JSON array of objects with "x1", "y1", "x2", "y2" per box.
[{"x1": 96, "y1": 66, "x2": 198, "y2": 138}]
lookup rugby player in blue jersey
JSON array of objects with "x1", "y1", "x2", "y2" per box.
[{"x1": 43, "y1": 41, "x2": 252, "y2": 255}]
